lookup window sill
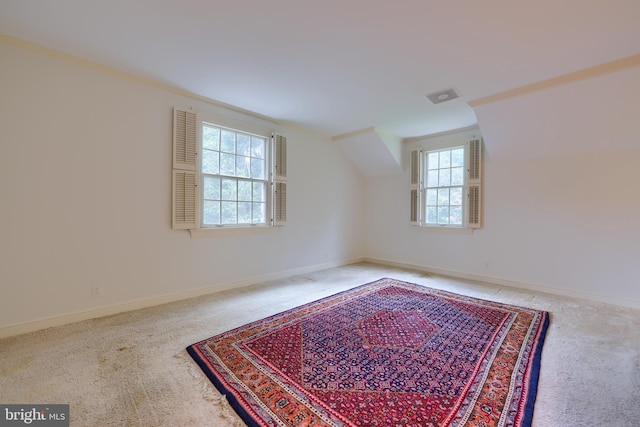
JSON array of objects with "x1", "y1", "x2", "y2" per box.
[
  {"x1": 414, "y1": 225, "x2": 475, "y2": 235},
  {"x1": 189, "y1": 225, "x2": 277, "y2": 238}
]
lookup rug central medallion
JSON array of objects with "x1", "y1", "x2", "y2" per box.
[
  {"x1": 187, "y1": 278, "x2": 549, "y2": 427},
  {"x1": 357, "y1": 309, "x2": 440, "y2": 350}
]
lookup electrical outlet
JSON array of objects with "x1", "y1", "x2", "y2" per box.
[{"x1": 91, "y1": 285, "x2": 103, "y2": 297}]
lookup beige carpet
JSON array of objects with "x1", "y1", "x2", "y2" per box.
[{"x1": 1, "y1": 262, "x2": 639, "y2": 426}]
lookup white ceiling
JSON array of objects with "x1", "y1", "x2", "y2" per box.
[{"x1": 1, "y1": 0, "x2": 639, "y2": 139}]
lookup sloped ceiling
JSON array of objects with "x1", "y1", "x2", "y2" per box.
[
  {"x1": 333, "y1": 128, "x2": 402, "y2": 176},
  {"x1": 474, "y1": 62, "x2": 640, "y2": 163},
  {"x1": 0, "y1": 1, "x2": 639, "y2": 175}
]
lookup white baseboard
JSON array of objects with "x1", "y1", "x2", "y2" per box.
[
  {"x1": 365, "y1": 257, "x2": 640, "y2": 310},
  {"x1": 0, "y1": 257, "x2": 365, "y2": 339},
  {"x1": 5, "y1": 256, "x2": 635, "y2": 339}
]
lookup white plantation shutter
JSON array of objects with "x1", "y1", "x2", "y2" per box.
[
  {"x1": 274, "y1": 181, "x2": 287, "y2": 224},
  {"x1": 467, "y1": 138, "x2": 483, "y2": 228},
  {"x1": 274, "y1": 134, "x2": 287, "y2": 180},
  {"x1": 467, "y1": 184, "x2": 481, "y2": 227},
  {"x1": 172, "y1": 170, "x2": 198, "y2": 229},
  {"x1": 272, "y1": 133, "x2": 287, "y2": 225},
  {"x1": 172, "y1": 108, "x2": 198, "y2": 229},
  {"x1": 173, "y1": 109, "x2": 197, "y2": 170},
  {"x1": 409, "y1": 148, "x2": 422, "y2": 225}
]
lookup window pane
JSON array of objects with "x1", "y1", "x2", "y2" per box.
[
  {"x1": 439, "y1": 169, "x2": 451, "y2": 186},
  {"x1": 236, "y1": 134, "x2": 251, "y2": 156},
  {"x1": 253, "y1": 202, "x2": 266, "y2": 223},
  {"x1": 220, "y1": 153, "x2": 235, "y2": 175},
  {"x1": 427, "y1": 207, "x2": 437, "y2": 224},
  {"x1": 253, "y1": 182, "x2": 265, "y2": 202},
  {"x1": 439, "y1": 151, "x2": 451, "y2": 168},
  {"x1": 203, "y1": 176, "x2": 220, "y2": 200},
  {"x1": 221, "y1": 130, "x2": 235, "y2": 153},
  {"x1": 438, "y1": 206, "x2": 449, "y2": 224},
  {"x1": 450, "y1": 187, "x2": 463, "y2": 206},
  {"x1": 451, "y1": 167, "x2": 464, "y2": 186},
  {"x1": 203, "y1": 201, "x2": 220, "y2": 225},
  {"x1": 221, "y1": 202, "x2": 237, "y2": 224},
  {"x1": 221, "y1": 178, "x2": 237, "y2": 201},
  {"x1": 238, "y1": 180, "x2": 252, "y2": 201},
  {"x1": 236, "y1": 155, "x2": 250, "y2": 178},
  {"x1": 202, "y1": 150, "x2": 219, "y2": 174},
  {"x1": 427, "y1": 152, "x2": 439, "y2": 170},
  {"x1": 451, "y1": 148, "x2": 464, "y2": 167},
  {"x1": 438, "y1": 188, "x2": 449, "y2": 205},
  {"x1": 252, "y1": 137, "x2": 265, "y2": 159},
  {"x1": 238, "y1": 202, "x2": 252, "y2": 223},
  {"x1": 251, "y1": 158, "x2": 264, "y2": 179},
  {"x1": 450, "y1": 206, "x2": 463, "y2": 225},
  {"x1": 203, "y1": 125, "x2": 220, "y2": 151},
  {"x1": 426, "y1": 189, "x2": 437, "y2": 205},
  {"x1": 427, "y1": 170, "x2": 438, "y2": 187}
]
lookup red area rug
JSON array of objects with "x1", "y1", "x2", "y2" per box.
[{"x1": 187, "y1": 278, "x2": 549, "y2": 426}]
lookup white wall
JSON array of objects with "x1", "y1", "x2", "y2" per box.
[
  {"x1": 365, "y1": 65, "x2": 640, "y2": 308},
  {"x1": 0, "y1": 39, "x2": 365, "y2": 333},
  {"x1": 2, "y1": 36, "x2": 638, "y2": 337}
]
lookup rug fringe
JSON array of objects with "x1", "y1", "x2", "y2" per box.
[{"x1": 174, "y1": 350, "x2": 245, "y2": 427}]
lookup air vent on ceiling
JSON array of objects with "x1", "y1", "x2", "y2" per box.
[{"x1": 426, "y1": 88, "x2": 459, "y2": 104}]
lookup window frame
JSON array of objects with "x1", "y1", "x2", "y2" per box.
[
  {"x1": 199, "y1": 121, "x2": 271, "y2": 228},
  {"x1": 423, "y1": 145, "x2": 467, "y2": 227}
]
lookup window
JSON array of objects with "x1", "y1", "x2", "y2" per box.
[
  {"x1": 172, "y1": 109, "x2": 287, "y2": 231},
  {"x1": 425, "y1": 146, "x2": 465, "y2": 225},
  {"x1": 410, "y1": 138, "x2": 482, "y2": 228},
  {"x1": 201, "y1": 125, "x2": 268, "y2": 226}
]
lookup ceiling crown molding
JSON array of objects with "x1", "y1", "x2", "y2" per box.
[{"x1": 469, "y1": 54, "x2": 640, "y2": 107}]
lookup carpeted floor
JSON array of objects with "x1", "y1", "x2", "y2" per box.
[{"x1": 1, "y1": 262, "x2": 639, "y2": 426}]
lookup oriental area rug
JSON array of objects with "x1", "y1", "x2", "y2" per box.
[{"x1": 187, "y1": 278, "x2": 549, "y2": 427}]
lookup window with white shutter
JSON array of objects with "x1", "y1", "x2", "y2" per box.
[
  {"x1": 171, "y1": 108, "x2": 287, "y2": 232},
  {"x1": 410, "y1": 138, "x2": 483, "y2": 229}
]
